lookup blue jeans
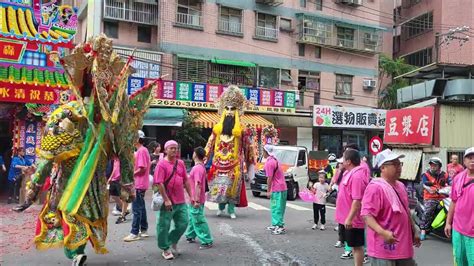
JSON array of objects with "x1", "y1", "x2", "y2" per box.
[{"x1": 131, "y1": 190, "x2": 148, "y2": 235}]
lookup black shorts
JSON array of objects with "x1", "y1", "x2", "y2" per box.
[
  {"x1": 339, "y1": 224, "x2": 365, "y2": 247},
  {"x1": 109, "y1": 181, "x2": 121, "y2": 197}
]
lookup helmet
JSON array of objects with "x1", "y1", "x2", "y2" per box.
[
  {"x1": 428, "y1": 157, "x2": 442, "y2": 167},
  {"x1": 328, "y1": 153, "x2": 337, "y2": 161}
]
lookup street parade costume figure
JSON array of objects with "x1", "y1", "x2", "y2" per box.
[
  {"x1": 205, "y1": 86, "x2": 256, "y2": 217},
  {"x1": 13, "y1": 35, "x2": 155, "y2": 264}
]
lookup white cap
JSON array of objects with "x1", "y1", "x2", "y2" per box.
[
  {"x1": 465, "y1": 147, "x2": 474, "y2": 158},
  {"x1": 263, "y1": 144, "x2": 274, "y2": 156},
  {"x1": 374, "y1": 149, "x2": 405, "y2": 168},
  {"x1": 138, "y1": 130, "x2": 146, "y2": 139}
]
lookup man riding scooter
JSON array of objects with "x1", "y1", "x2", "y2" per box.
[{"x1": 420, "y1": 157, "x2": 451, "y2": 240}]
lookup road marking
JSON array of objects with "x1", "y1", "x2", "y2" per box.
[
  {"x1": 286, "y1": 202, "x2": 312, "y2": 211},
  {"x1": 219, "y1": 223, "x2": 271, "y2": 265},
  {"x1": 204, "y1": 202, "x2": 219, "y2": 210},
  {"x1": 219, "y1": 223, "x2": 307, "y2": 266},
  {"x1": 247, "y1": 202, "x2": 269, "y2": 210}
]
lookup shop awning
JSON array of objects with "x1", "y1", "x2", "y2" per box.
[
  {"x1": 143, "y1": 108, "x2": 184, "y2": 127},
  {"x1": 392, "y1": 148, "x2": 422, "y2": 181},
  {"x1": 211, "y1": 58, "x2": 256, "y2": 68},
  {"x1": 177, "y1": 54, "x2": 209, "y2": 61},
  {"x1": 191, "y1": 111, "x2": 273, "y2": 129}
]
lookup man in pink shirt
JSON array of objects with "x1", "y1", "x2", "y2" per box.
[
  {"x1": 263, "y1": 145, "x2": 288, "y2": 235},
  {"x1": 447, "y1": 154, "x2": 464, "y2": 180},
  {"x1": 185, "y1": 147, "x2": 213, "y2": 249},
  {"x1": 154, "y1": 140, "x2": 193, "y2": 260},
  {"x1": 124, "y1": 130, "x2": 151, "y2": 242},
  {"x1": 445, "y1": 147, "x2": 474, "y2": 266},
  {"x1": 336, "y1": 148, "x2": 369, "y2": 266},
  {"x1": 362, "y1": 149, "x2": 421, "y2": 266}
]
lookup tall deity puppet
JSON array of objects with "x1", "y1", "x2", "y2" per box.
[
  {"x1": 205, "y1": 86, "x2": 256, "y2": 217},
  {"x1": 13, "y1": 35, "x2": 156, "y2": 265}
]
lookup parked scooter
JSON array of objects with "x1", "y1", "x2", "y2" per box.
[{"x1": 413, "y1": 186, "x2": 451, "y2": 240}]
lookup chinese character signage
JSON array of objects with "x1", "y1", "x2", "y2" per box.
[
  {"x1": 313, "y1": 105, "x2": 386, "y2": 129},
  {"x1": 0, "y1": 82, "x2": 58, "y2": 104},
  {"x1": 0, "y1": 40, "x2": 26, "y2": 62},
  {"x1": 128, "y1": 77, "x2": 145, "y2": 95},
  {"x1": 383, "y1": 107, "x2": 434, "y2": 145},
  {"x1": 18, "y1": 120, "x2": 44, "y2": 164},
  {"x1": 151, "y1": 80, "x2": 296, "y2": 114}
]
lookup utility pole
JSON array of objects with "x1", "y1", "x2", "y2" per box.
[{"x1": 434, "y1": 26, "x2": 470, "y2": 64}]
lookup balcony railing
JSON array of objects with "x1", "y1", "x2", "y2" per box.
[
  {"x1": 255, "y1": 0, "x2": 284, "y2": 6},
  {"x1": 297, "y1": 15, "x2": 382, "y2": 53},
  {"x1": 103, "y1": 0, "x2": 158, "y2": 25},
  {"x1": 255, "y1": 26, "x2": 278, "y2": 40},
  {"x1": 218, "y1": 19, "x2": 243, "y2": 34},
  {"x1": 176, "y1": 12, "x2": 203, "y2": 28}
]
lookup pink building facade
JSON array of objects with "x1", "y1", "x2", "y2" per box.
[
  {"x1": 75, "y1": 0, "x2": 393, "y2": 157},
  {"x1": 394, "y1": 0, "x2": 474, "y2": 66}
]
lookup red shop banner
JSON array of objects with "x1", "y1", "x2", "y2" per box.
[
  {"x1": 0, "y1": 82, "x2": 58, "y2": 104},
  {"x1": 383, "y1": 107, "x2": 434, "y2": 145}
]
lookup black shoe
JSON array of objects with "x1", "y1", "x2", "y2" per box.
[
  {"x1": 186, "y1": 238, "x2": 195, "y2": 243},
  {"x1": 116, "y1": 216, "x2": 126, "y2": 224},
  {"x1": 7, "y1": 198, "x2": 12, "y2": 204},
  {"x1": 124, "y1": 210, "x2": 130, "y2": 217},
  {"x1": 199, "y1": 243, "x2": 213, "y2": 249}
]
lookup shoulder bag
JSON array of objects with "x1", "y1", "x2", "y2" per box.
[{"x1": 151, "y1": 160, "x2": 178, "y2": 211}]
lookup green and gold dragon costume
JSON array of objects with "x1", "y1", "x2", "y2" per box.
[{"x1": 14, "y1": 35, "x2": 156, "y2": 257}]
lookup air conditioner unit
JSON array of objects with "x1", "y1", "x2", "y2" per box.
[{"x1": 363, "y1": 79, "x2": 376, "y2": 89}]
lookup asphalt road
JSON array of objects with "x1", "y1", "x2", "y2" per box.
[{"x1": 1, "y1": 190, "x2": 454, "y2": 266}]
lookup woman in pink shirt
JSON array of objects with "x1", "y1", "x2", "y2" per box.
[
  {"x1": 361, "y1": 149, "x2": 421, "y2": 266},
  {"x1": 263, "y1": 145, "x2": 288, "y2": 235},
  {"x1": 445, "y1": 147, "x2": 474, "y2": 266}
]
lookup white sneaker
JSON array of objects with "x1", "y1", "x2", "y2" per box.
[
  {"x1": 162, "y1": 250, "x2": 174, "y2": 260},
  {"x1": 271, "y1": 227, "x2": 286, "y2": 235},
  {"x1": 266, "y1": 226, "x2": 276, "y2": 231},
  {"x1": 216, "y1": 210, "x2": 223, "y2": 217},
  {"x1": 312, "y1": 224, "x2": 318, "y2": 230},
  {"x1": 171, "y1": 243, "x2": 180, "y2": 255},
  {"x1": 319, "y1": 225, "x2": 325, "y2": 230},
  {"x1": 112, "y1": 210, "x2": 122, "y2": 216},
  {"x1": 230, "y1": 213, "x2": 237, "y2": 219},
  {"x1": 334, "y1": 241, "x2": 343, "y2": 248},
  {"x1": 72, "y1": 254, "x2": 87, "y2": 266},
  {"x1": 123, "y1": 233, "x2": 140, "y2": 242},
  {"x1": 140, "y1": 231, "x2": 149, "y2": 238}
]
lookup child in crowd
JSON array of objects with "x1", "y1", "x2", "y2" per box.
[{"x1": 312, "y1": 170, "x2": 330, "y2": 230}]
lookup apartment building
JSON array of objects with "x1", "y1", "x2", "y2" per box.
[
  {"x1": 76, "y1": 0, "x2": 393, "y2": 156},
  {"x1": 394, "y1": 0, "x2": 474, "y2": 67}
]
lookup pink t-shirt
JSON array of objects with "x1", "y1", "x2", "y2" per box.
[
  {"x1": 361, "y1": 181, "x2": 414, "y2": 260},
  {"x1": 153, "y1": 159, "x2": 188, "y2": 205},
  {"x1": 361, "y1": 161, "x2": 371, "y2": 177},
  {"x1": 451, "y1": 170, "x2": 474, "y2": 237},
  {"x1": 335, "y1": 166, "x2": 369, "y2": 228},
  {"x1": 447, "y1": 163, "x2": 464, "y2": 179},
  {"x1": 189, "y1": 163, "x2": 207, "y2": 204},
  {"x1": 264, "y1": 156, "x2": 287, "y2": 193},
  {"x1": 134, "y1": 146, "x2": 151, "y2": 190},
  {"x1": 110, "y1": 158, "x2": 121, "y2": 182}
]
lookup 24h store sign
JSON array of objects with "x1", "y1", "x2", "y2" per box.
[{"x1": 313, "y1": 105, "x2": 386, "y2": 129}]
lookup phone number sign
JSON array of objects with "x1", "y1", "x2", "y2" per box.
[{"x1": 151, "y1": 80, "x2": 296, "y2": 114}]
